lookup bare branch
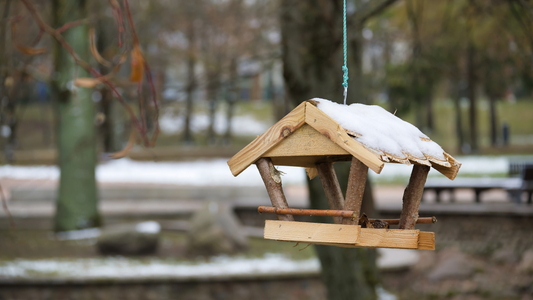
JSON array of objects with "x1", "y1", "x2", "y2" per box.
[
  {"x1": 355, "y1": 0, "x2": 399, "y2": 25},
  {"x1": 19, "y1": 0, "x2": 156, "y2": 147},
  {"x1": 56, "y1": 18, "x2": 88, "y2": 34}
]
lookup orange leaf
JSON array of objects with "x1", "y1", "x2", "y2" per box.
[{"x1": 129, "y1": 46, "x2": 144, "y2": 82}]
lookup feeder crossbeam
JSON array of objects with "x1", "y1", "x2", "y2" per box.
[{"x1": 258, "y1": 206, "x2": 437, "y2": 224}]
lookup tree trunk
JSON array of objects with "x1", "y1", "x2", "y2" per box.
[
  {"x1": 223, "y1": 58, "x2": 238, "y2": 145},
  {"x1": 426, "y1": 95, "x2": 434, "y2": 131},
  {"x1": 467, "y1": 25, "x2": 478, "y2": 152},
  {"x1": 206, "y1": 73, "x2": 219, "y2": 145},
  {"x1": 52, "y1": 0, "x2": 100, "y2": 231},
  {"x1": 280, "y1": 0, "x2": 394, "y2": 298},
  {"x1": 309, "y1": 162, "x2": 379, "y2": 300},
  {"x1": 183, "y1": 23, "x2": 196, "y2": 145},
  {"x1": 95, "y1": 6, "x2": 118, "y2": 153},
  {"x1": 453, "y1": 86, "x2": 464, "y2": 154},
  {"x1": 488, "y1": 94, "x2": 498, "y2": 147},
  {"x1": 100, "y1": 89, "x2": 116, "y2": 152}
]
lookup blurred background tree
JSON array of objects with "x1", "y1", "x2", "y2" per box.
[{"x1": 51, "y1": 0, "x2": 100, "y2": 231}]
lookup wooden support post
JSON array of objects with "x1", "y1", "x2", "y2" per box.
[
  {"x1": 399, "y1": 165, "x2": 430, "y2": 229},
  {"x1": 256, "y1": 157, "x2": 294, "y2": 221},
  {"x1": 316, "y1": 162, "x2": 344, "y2": 224},
  {"x1": 343, "y1": 157, "x2": 368, "y2": 225}
]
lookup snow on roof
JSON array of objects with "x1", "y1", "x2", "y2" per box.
[{"x1": 313, "y1": 98, "x2": 450, "y2": 167}]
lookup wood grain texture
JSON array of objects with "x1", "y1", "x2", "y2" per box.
[
  {"x1": 304, "y1": 103, "x2": 384, "y2": 174},
  {"x1": 270, "y1": 155, "x2": 352, "y2": 168},
  {"x1": 256, "y1": 158, "x2": 294, "y2": 221},
  {"x1": 431, "y1": 152, "x2": 462, "y2": 180},
  {"x1": 305, "y1": 167, "x2": 318, "y2": 180},
  {"x1": 258, "y1": 206, "x2": 357, "y2": 218},
  {"x1": 316, "y1": 162, "x2": 345, "y2": 224},
  {"x1": 264, "y1": 220, "x2": 360, "y2": 244},
  {"x1": 417, "y1": 231, "x2": 435, "y2": 250},
  {"x1": 264, "y1": 221, "x2": 424, "y2": 249},
  {"x1": 343, "y1": 157, "x2": 368, "y2": 225},
  {"x1": 399, "y1": 165, "x2": 431, "y2": 229},
  {"x1": 356, "y1": 228, "x2": 420, "y2": 249},
  {"x1": 228, "y1": 102, "x2": 306, "y2": 176},
  {"x1": 264, "y1": 124, "x2": 350, "y2": 157}
]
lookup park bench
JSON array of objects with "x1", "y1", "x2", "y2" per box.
[{"x1": 423, "y1": 164, "x2": 533, "y2": 204}]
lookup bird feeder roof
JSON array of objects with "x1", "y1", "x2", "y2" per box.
[{"x1": 228, "y1": 99, "x2": 461, "y2": 180}]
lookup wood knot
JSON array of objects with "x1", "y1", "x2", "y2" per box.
[
  {"x1": 282, "y1": 128, "x2": 291, "y2": 137},
  {"x1": 269, "y1": 163, "x2": 282, "y2": 184}
]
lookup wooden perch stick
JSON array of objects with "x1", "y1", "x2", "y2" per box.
[
  {"x1": 316, "y1": 162, "x2": 345, "y2": 224},
  {"x1": 259, "y1": 206, "x2": 356, "y2": 219},
  {"x1": 399, "y1": 165, "x2": 430, "y2": 229},
  {"x1": 256, "y1": 157, "x2": 294, "y2": 221},
  {"x1": 343, "y1": 157, "x2": 368, "y2": 225},
  {"x1": 258, "y1": 206, "x2": 437, "y2": 224}
]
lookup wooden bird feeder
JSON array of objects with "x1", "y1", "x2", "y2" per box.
[{"x1": 228, "y1": 100, "x2": 461, "y2": 250}]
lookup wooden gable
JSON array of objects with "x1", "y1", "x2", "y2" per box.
[{"x1": 228, "y1": 101, "x2": 384, "y2": 176}]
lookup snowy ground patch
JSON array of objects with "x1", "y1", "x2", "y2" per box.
[
  {"x1": 0, "y1": 254, "x2": 318, "y2": 280},
  {"x1": 0, "y1": 155, "x2": 529, "y2": 186},
  {"x1": 160, "y1": 111, "x2": 270, "y2": 136},
  {"x1": 0, "y1": 158, "x2": 305, "y2": 186},
  {"x1": 0, "y1": 249, "x2": 416, "y2": 281}
]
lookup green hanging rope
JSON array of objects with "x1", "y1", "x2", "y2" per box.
[{"x1": 342, "y1": 0, "x2": 349, "y2": 105}]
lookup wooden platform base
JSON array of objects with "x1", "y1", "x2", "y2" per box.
[{"x1": 264, "y1": 220, "x2": 435, "y2": 250}]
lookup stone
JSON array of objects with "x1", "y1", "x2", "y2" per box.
[
  {"x1": 428, "y1": 250, "x2": 474, "y2": 281},
  {"x1": 187, "y1": 202, "x2": 248, "y2": 256},
  {"x1": 491, "y1": 249, "x2": 519, "y2": 264},
  {"x1": 97, "y1": 221, "x2": 160, "y2": 255},
  {"x1": 517, "y1": 249, "x2": 533, "y2": 273}
]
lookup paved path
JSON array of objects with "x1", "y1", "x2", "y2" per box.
[{"x1": 0, "y1": 178, "x2": 522, "y2": 220}]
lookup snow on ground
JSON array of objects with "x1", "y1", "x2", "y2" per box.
[
  {"x1": 160, "y1": 111, "x2": 270, "y2": 136},
  {"x1": 0, "y1": 158, "x2": 304, "y2": 186},
  {"x1": 0, "y1": 249, "x2": 416, "y2": 280},
  {"x1": 0, "y1": 156, "x2": 527, "y2": 186},
  {"x1": 0, "y1": 254, "x2": 319, "y2": 280}
]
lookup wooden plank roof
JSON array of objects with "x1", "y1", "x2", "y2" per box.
[{"x1": 227, "y1": 101, "x2": 461, "y2": 180}]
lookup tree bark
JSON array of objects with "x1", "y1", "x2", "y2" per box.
[
  {"x1": 399, "y1": 165, "x2": 430, "y2": 230},
  {"x1": 343, "y1": 157, "x2": 368, "y2": 225},
  {"x1": 52, "y1": 0, "x2": 100, "y2": 231},
  {"x1": 256, "y1": 158, "x2": 294, "y2": 221}
]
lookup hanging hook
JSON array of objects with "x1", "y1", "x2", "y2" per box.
[{"x1": 343, "y1": 87, "x2": 347, "y2": 105}]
